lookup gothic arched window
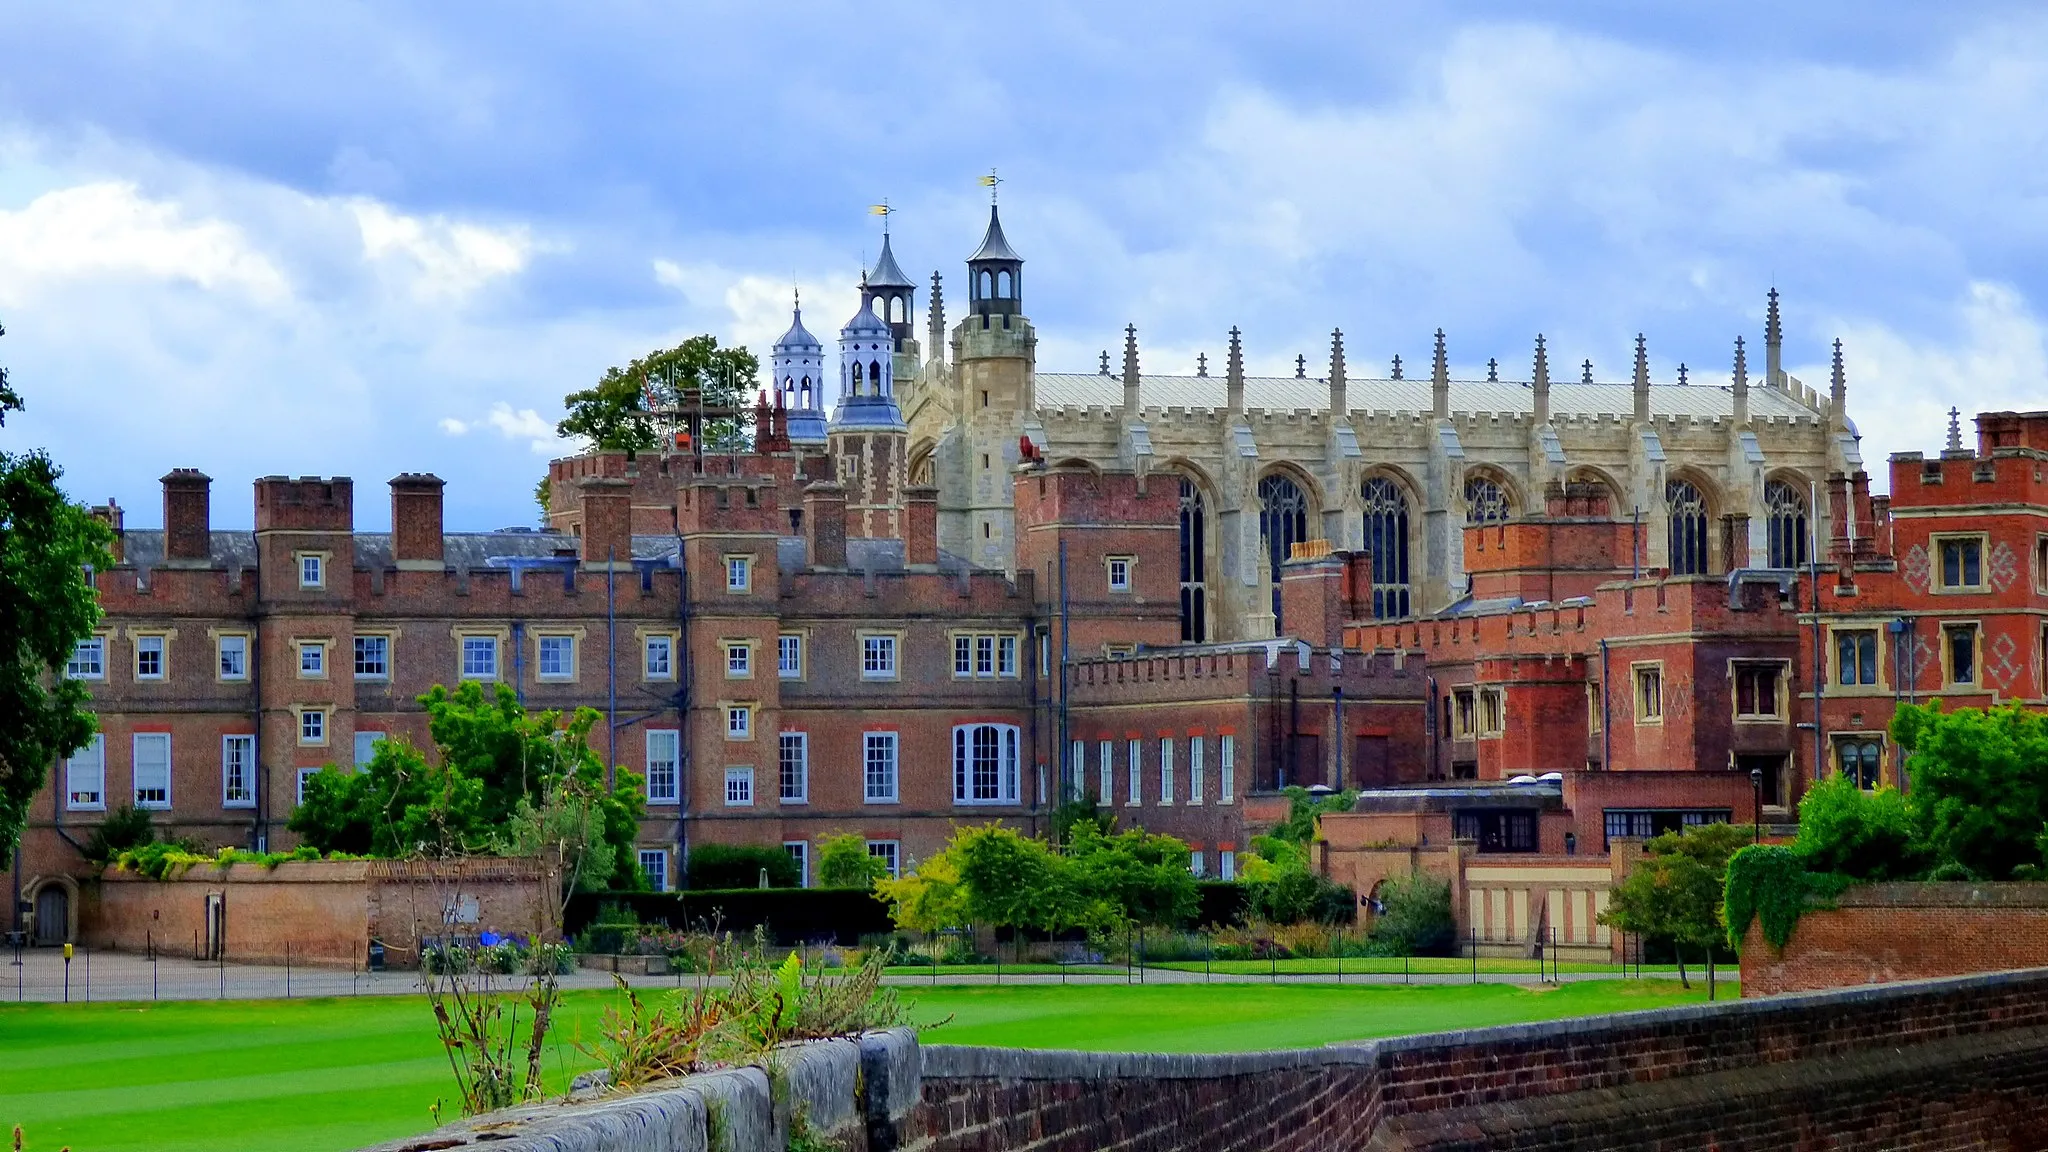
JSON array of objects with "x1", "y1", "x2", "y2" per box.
[
  {"x1": 979, "y1": 270, "x2": 993, "y2": 298},
  {"x1": 800, "y1": 376, "x2": 812, "y2": 408},
  {"x1": 1465, "y1": 476, "x2": 1511, "y2": 524},
  {"x1": 1178, "y1": 478, "x2": 1208, "y2": 642},
  {"x1": 851, "y1": 360, "x2": 864, "y2": 389},
  {"x1": 1362, "y1": 477, "x2": 1412, "y2": 619},
  {"x1": 997, "y1": 270, "x2": 1012, "y2": 298},
  {"x1": 1668, "y1": 480, "x2": 1711, "y2": 576},
  {"x1": 869, "y1": 360, "x2": 883, "y2": 394},
  {"x1": 1258, "y1": 474, "x2": 1310, "y2": 630},
  {"x1": 1765, "y1": 479, "x2": 1808, "y2": 569}
]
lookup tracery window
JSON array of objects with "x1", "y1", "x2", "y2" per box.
[
  {"x1": 1765, "y1": 479, "x2": 1808, "y2": 569},
  {"x1": 1362, "y1": 477, "x2": 1412, "y2": 619},
  {"x1": 1179, "y1": 478, "x2": 1209, "y2": 642},
  {"x1": 1668, "y1": 480, "x2": 1710, "y2": 576},
  {"x1": 1465, "y1": 475, "x2": 1511, "y2": 524},
  {"x1": 1259, "y1": 474, "x2": 1310, "y2": 630}
]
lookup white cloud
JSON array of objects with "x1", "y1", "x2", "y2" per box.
[
  {"x1": 438, "y1": 417, "x2": 470, "y2": 435},
  {"x1": 351, "y1": 200, "x2": 537, "y2": 302},
  {"x1": 0, "y1": 181, "x2": 290, "y2": 306}
]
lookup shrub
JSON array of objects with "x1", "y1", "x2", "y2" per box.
[
  {"x1": 1793, "y1": 775, "x2": 1925, "y2": 879},
  {"x1": 687, "y1": 844, "x2": 802, "y2": 890},
  {"x1": 816, "y1": 833, "x2": 888, "y2": 889},
  {"x1": 1722, "y1": 844, "x2": 1854, "y2": 951},
  {"x1": 83, "y1": 803, "x2": 155, "y2": 866},
  {"x1": 1366, "y1": 872, "x2": 1456, "y2": 956}
]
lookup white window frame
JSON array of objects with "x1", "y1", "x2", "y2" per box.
[
  {"x1": 1220, "y1": 734, "x2": 1236, "y2": 804},
  {"x1": 784, "y1": 841, "x2": 810, "y2": 888},
  {"x1": 353, "y1": 731, "x2": 383, "y2": 769},
  {"x1": 864, "y1": 731, "x2": 900, "y2": 803},
  {"x1": 1220, "y1": 849, "x2": 1237, "y2": 880},
  {"x1": 726, "y1": 641, "x2": 754, "y2": 679},
  {"x1": 951, "y1": 631, "x2": 1021, "y2": 680},
  {"x1": 725, "y1": 554, "x2": 752, "y2": 593},
  {"x1": 133, "y1": 732, "x2": 171, "y2": 810},
  {"x1": 1107, "y1": 555, "x2": 1134, "y2": 592},
  {"x1": 861, "y1": 634, "x2": 898, "y2": 680},
  {"x1": 353, "y1": 634, "x2": 389, "y2": 680},
  {"x1": 217, "y1": 634, "x2": 249, "y2": 681},
  {"x1": 726, "y1": 704, "x2": 753, "y2": 741},
  {"x1": 1634, "y1": 663, "x2": 1664, "y2": 723},
  {"x1": 779, "y1": 731, "x2": 809, "y2": 804},
  {"x1": 724, "y1": 766, "x2": 755, "y2": 807},
  {"x1": 537, "y1": 634, "x2": 576, "y2": 681},
  {"x1": 1188, "y1": 736, "x2": 1205, "y2": 805},
  {"x1": 298, "y1": 553, "x2": 324, "y2": 589},
  {"x1": 67, "y1": 636, "x2": 106, "y2": 680},
  {"x1": 1127, "y1": 739, "x2": 1143, "y2": 806},
  {"x1": 298, "y1": 640, "x2": 326, "y2": 679},
  {"x1": 1098, "y1": 740, "x2": 1113, "y2": 805},
  {"x1": 953, "y1": 723, "x2": 1021, "y2": 806},
  {"x1": 644, "y1": 634, "x2": 675, "y2": 680},
  {"x1": 639, "y1": 848, "x2": 670, "y2": 892},
  {"x1": 1189, "y1": 850, "x2": 1206, "y2": 877},
  {"x1": 65, "y1": 734, "x2": 106, "y2": 811},
  {"x1": 296, "y1": 767, "x2": 321, "y2": 806},
  {"x1": 867, "y1": 839, "x2": 901, "y2": 879},
  {"x1": 134, "y1": 634, "x2": 166, "y2": 681},
  {"x1": 223, "y1": 734, "x2": 256, "y2": 808},
  {"x1": 461, "y1": 635, "x2": 499, "y2": 680},
  {"x1": 299, "y1": 708, "x2": 327, "y2": 746},
  {"x1": 645, "y1": 729, "x2": 680, "y2": 804},
  {"x1": 1159, "y1": 738, "x2": 1175, "y2": 805},
  {"x1": 777, "y1": 633, "x2": 803, "y2": 679}
]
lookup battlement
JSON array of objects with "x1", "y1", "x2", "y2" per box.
[
  {"x1": 1067, "y1": 641, "x2": 1422, "y2": 697},
  {"x1": 254, "y1": 475, "x2": 353, "y2": 533}
]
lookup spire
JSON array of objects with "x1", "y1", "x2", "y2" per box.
[
  {"x1": 861, "y1": 221, "x2": 915, "y2": 351},
  {"x1": 1946, "y1": 407, "x2": 1963, "y2": 453},
  {"x1": 1829, "y1": 337, "x2": 1846, "y2": 414},
  {"x1": 1196, "y1": 352, "x2": 1208, "y2": 377},
  {"x1": 1732, "y1": 335, "x2": 1750, "y2": 426},
  {"x1": 1390, "y1": 354, "x2": 1402, "y2": 380},
  {"x1": 927, "y1": 271, "x2": 945, "y2": 365},
  {"x1": 773, "y1": 289, "x2": 828, "y2": 446},
  {"x1": 1532, "y1": 335, "x2": 1550, "y2": 426},
  {"x1": 1765, "y1": 287, "x2": 1784, "y2": 390},
  {"x1": 1226, "y1": 326, "x2": 1245, "y2": 415},
  {"x1": 1328, "y1": 329, "x2": 1347, "y2": 416},
  {"x1": 1486, "y1": 357, "x2": 1498, "y2": 383},
  {"x1": 1121, "y1": 324, "x2": 1141, "y2": 416},
  {"x1": 1296, "y1": 354, "x2": 1307, "y2": 379},
  {"x1": 1432, "y1": 329, "x2": 1449, "y2": 418},
  {"x1": 1632, "y1": 334, "x2": 1650, "y2": 424}
]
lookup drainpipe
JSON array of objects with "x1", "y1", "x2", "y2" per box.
[
  {"x1": 1426, "y1": 675, "x2": 1440, "y2": 781},
  {"x1": 1288, "y1": 678, "x2": 1300, "y2": 788},
  {"x1": 1809, "y1": 482, "x2": 1823, "y2": 790},
  {"x1": 606, "y1": 549, "x2": 618, "y2": 787},
  {"x1": 1599, "y1": 639, "x2": 1613, "y2": 773},
  {"x1": 511, "y1": 621, "x2": 526, "y2": 706},
  {"x1": 674, "y1": 519, "x2": 693, "y2": 888},
  {"x1": 1058, "y1": 540, "x2": 1071, "y2": 805},
  {"x1": 1333, "y1": 684, "x2": 1345, "y2": 790}
]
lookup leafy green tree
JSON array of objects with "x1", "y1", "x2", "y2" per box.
[
  {"x1": 953, "y1": 824, "x2": 1088, "y2": 935},
  {"x1": 1600, "y1": 821, "x2": 1749, "y2": 991},
  {"x1": 1067, "y1": 823, "x2": 1198, "y2": 928},
  {"x1": 876, "y1": 840, "x2": 968, "y2": 933},
  {"x1": 287, "y1": 683, "x2": 645, "y2": 889},
  {"x1": 558, "y1": 336, "x2": 759, "y2": 455},
  {"x1": 816, "y1": 832, "x2": 888, "y2": 889},
  {"x1": 1366, "y1": 871, "x2": 1456, "y2": 956},
  {"x1": 1892, "y1": 701, "x2": 2048, "y2": 880},
  {"x1": 1265, "y1": 785, "x2": 1358, "y2": 846},
  {"x1": 0, "y1": 345, "x2": 116, "y2": 867},
  {"x1": 1792, "y1": 774, "x2": 1926, "y2": 879}
]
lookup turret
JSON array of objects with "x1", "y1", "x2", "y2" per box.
[
  {"x1": 1531, "y1": 335, "x2": 1550, "y2": 426},
  {"x1": 1732, "y1": 336, "x2": 1750, "y2": 426},
  {"x1": 1328, "y1": 329, "x2": 1347, "y2": 416},
  {"x1": 966, "y1": 203, "x2": 1023, "y2": 322},
  {"x1": 1121, "y1": 325, "x2": 1141, "y2": 416},
  {"x1": 1632, "y1": 334, "x2": 1650, "y2": 424},
  {"x1": 862, "y1": 227, "x2": 916, "y2": 352},
  {"x1": 831, "y1": 298, "x2": 904, "y2": 432},
  {"x1": 1226, "y1": 327, "x2": 1245, "y2": 416},
  {"x1": 1765, "y1": 287, "x2": 1784, "y2": 390},
  {"x1": 771, "y1": 292, "x2": 828, "y2": 447},
  {"x1": 1430, "y1": 329, "x2": 1449, "y2": 419}
]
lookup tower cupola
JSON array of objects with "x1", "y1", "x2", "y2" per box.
[
  {"x1": 772, "y1": 291, "x2": 828, "y2": 446},
  {"x1": 830, "y1": 297, "x2": 906, "y2": 432},
  {"x1": 861, "y1": 225, "x2": 916, "y2": 351},
  {"x1": 966, "y1": 199, "x2": 1023, "y2": 322}
]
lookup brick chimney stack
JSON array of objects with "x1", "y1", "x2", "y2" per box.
[
  {"x1": 162, "y1": 469, "x2": 212, "y2": 564},
  {"x1": 906, "y1": 485, "x2": 939, "y2": 567},
  {"x1": 804, "y1": 482, "x2": 847, "y2": 568},
  {"x1": 389, "y1": 474, "x2": 446, "y2": 570},
  {"x1": 91, "y1": 499, "x2": 126, "y2": 563},
  {"x1": 577, "y1": 476, "x2": 634, "y2": 568}
]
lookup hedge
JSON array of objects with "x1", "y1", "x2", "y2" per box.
[{"x1": 566, "y1": 887, "x2": 894, "y2": 946}]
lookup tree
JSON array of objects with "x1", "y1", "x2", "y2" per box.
[
  {"x1": 1792, "y1": 774, "x2": 1925, "y2": 880},
  {"x1": 1600, "y1": 821, "x2": 1750, "y2": 994},
  {"x1": 816, "y1": 833, "x2": 888, "y2": 889},
  {"x1": 558, "y1": 336, "x2": 759, "y2": 456},
  {"x1": 1366, "y1": 871, "x2": 1456, "y2": 956},
  {"x1": 0, "y1": 339, "x2": 116, "y2": 866},
  {"x1": 876, "y1": 841, "x2": 968, "y2": 934},
  {"x1": 1891, "y1": 701, "x2": 2048, "y2": 880},
  {"x1": 1067, "y1": 824, "x2": 1199, "y2": 928},
  {"x1": 287, "y1": 682, "x2": 646, "y2": 889}
]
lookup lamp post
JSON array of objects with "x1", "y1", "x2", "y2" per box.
[{"x1": 1750, "y1": 767, "x2": 1764, "y2": 843}]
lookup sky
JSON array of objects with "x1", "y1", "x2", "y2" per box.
[{"x1": 3, "y1": 1, "x2": 2046, "y2": 530}]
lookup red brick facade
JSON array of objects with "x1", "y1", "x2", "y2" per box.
[{"x1": 1740, "y1": 882, "x2": 2048, "y2": 996}]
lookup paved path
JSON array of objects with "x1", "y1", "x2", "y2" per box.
[{"x1": 0, "y1": 947, "x2": 1672, "y2": 1004}]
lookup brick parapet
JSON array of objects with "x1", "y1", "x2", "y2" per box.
[{"x1": 1740, "y1": 882, "x2": 2048, "y2": 996}]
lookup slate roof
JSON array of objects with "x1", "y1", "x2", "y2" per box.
[
  {"x1": 967, "y1": 205, "x2": 1021, "y2": 263},
  {"x1": 1034, "y1": 374, "x2": 1820, "y2": 420},
  {"x1": 866, "y1": 234, "x2": 914, "y2": 290}
]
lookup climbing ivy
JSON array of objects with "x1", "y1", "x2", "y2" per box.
[{"x1": 1722, "y1": 845, "x2": 1854, "y2": 952}]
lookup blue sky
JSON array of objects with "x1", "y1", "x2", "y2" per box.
[{"x1": 2, "y1": 1, "x2": 2045, "y2": 529}]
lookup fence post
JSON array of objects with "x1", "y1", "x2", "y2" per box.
[
  {"x1": 286, "y1": 941, "x2": 293, "y2": 999},
  {"x1": 1205, "y1": 932, "x2": 1211, "y2": 983},
  {"x1": 1336, "y1": 928, "x2": 1343, "y2": 984},
  {"x1": 1471, "y1": 929, "x2": 1477, "y2": 984},
  {"x1": 62, "y1": 945, "x2": 70, "y2": 1003},
  {"x1": 1404, "y1": 952, "x2": 1409, "y2": 985}
]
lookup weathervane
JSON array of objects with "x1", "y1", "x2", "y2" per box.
[
  {"x1": 978, "y1": 168, "x2": 1002, "y2": 203},
  {"x1": 868, "y1": 198, "x2": 893, "y2": 235}
]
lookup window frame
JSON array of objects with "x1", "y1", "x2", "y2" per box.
[
  {"x1": 866, "y1": 840, "x2": 901, "y2": 879},
  {"x1": 1219, "y1": 733, "x2": 1236, "y2": 804},
  {"x1": 1106, "y1": 555, "x2": 1134, "y2": 593},
  {"x1": 1188, "y1": 735, "x2": 1205, "y2": 806},
  {"x1": 1932, "y1": 533, "x2": 1988, "y2": 593},
  {"x1": 297, "y1": 552, "x2": 326, "y2": 590},
  {"x1": 724, "y1": 553, "x2": 753, "y2": 594},
  {"x1": 536, "y1": 633, "x2": 578, "y2": 681},
  {"x1": 859, "y1": 632, "x2": 899, "y2": 681},
  {"x1": 724, "y1": 765, "x2": 755, "y2": 807},
  {"x1": 777, "y1": 633, "x2": 804, "y2": 680},
  {"x1": 67, "y1": 635, "x2": 107, "y2": 680},
  {"x1": 1833, "y1": 734, "x2": 1886, "y2": 791},
  {"x1": 1633, "y1": 663, "x2": 1664, "y2": 724},
  {"x1": 864, "y1": 731, "x2": 900, "y2": 803},
  {"x1": 134, "y1": 633, "x2": 167, "y2": 681},
  {"x1": 725, "y1": 703, "x2": 754, "y2": 741},
  {"x1": 222, "y1": 734, "x2": 257, "y2": 808},
  {"x1": 65, "y1": 733, "x2": 107, "y2": 811},
  {"x1": 1732, "y1": 661, "x2": 1787, "y2": 721},
  {"x1": 217, "y1": 633, "x2": 250, "y2": 682},
  {"x1": 783, "y1": 841, "x2": 810, "y2": 888},
  {"x1": 724, "y1": 640, "x2": 755, "y2": 680},
  {"x1": 133, "y1": 732, "x2": 172, "y2": 810},
  {"x1": 778, "y1": 730, "x2": 809, "y2": 804},
  {"x1": 950, "y1": 630, "x2": 1022, "y2": 679},
  {"x1": 298, "y1": 707, "x2": 328, "y2": 747},
  {"x1": 638, "y1": 848, "x2": 670, "y2": 892},
  {"x1": 643, "y1": 633, "x2": 676, "y2": 681},
  {"x1": 953, "y1": 722, "x2": 1022, "y2": 806},
  {"x1": 1832, "y1": 627, "x2": 1881, "y2": 689},
  {"x1": 297, "y1": 639, "x2": 327, "y2": 680},
  {"x1": 459, "y1": 633, "x2": 501, "y2": 681},
  {"x1": 645, "y1": 728, "x2": 680, "y2": 804},
  {"x1": 1943, "y1": 621, "x2": 1980, "y2": 686},
  {"x1": 353, "y1": 634, "x2": 390, "y2": 680},
  {"x1": 1477, "y1": 687, "x2": 1505, "y2": 737},
  {"x1": 353, "y1": 731, "x2": 383, "y2": 769},
  {"x1": 1158, "y1": 737, "x2": 1175, "y2": 805}
]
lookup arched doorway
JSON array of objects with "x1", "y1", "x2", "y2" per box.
[{"x1": 32, "y1": 882, "x2": 69, "y2": 946}]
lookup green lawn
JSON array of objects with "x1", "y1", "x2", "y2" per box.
[{"x1": 2, "y1": 980, "x2": 1720, "y2": 1152}]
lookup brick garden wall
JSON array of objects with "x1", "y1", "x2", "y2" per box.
[
  {"x1": 1740, "y1": 882, "x2": 2048, "y2": 997},
  {"x1": 365, "y1": 967, "x2": 2048, "y2": 1151}
]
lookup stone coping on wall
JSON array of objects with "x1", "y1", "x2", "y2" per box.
[
  {"x1": 357, "y1": 967, "x2": 2048, "y2": 1152},
  {"x1": 94, "y1": 857, "x2": 545, "y2": 884},
  {"x1": 1831, "y1": 880, "x2": 2048, "y2": 907}
]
